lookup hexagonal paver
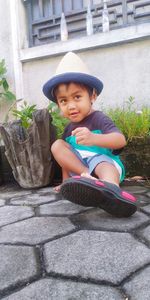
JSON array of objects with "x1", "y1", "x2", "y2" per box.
[
  {"x1": 139, "y1": 225, "x2": 150, "y2": 245},
  {"x1": 3, "y1": 278, "x2": 124, "y2": 300},
  {"x1": 36, "y1": 187, "x2": 56, "y2": 194},
  {"x1": 0, "y1": 199, "x2": 5, "y2": 207},
  {"x1": 71, "y1": 210, "x2": 149, "y2": 231},
  {"x1": 136, "y1": 194, "x2": 150, "y2": 206},
  {"x1": 39, "y1": 200, "x2": 90, "y2": 216},
  {"x1": 0, "y1": 217, "x2": 75, "y2": 245},
  {"x1": 0, "y1": 245, "x2": 38, "y2": 292},
  {"x1": 146, "y1": 191, "x2": 150, "y2": 197},
  {"x1": 0, "y1": 190, "x2": 32, "y2": 200},
  {"x1": 10, "y1": 194, "x2": 57, "y2": 206},
  {"x1": 44, "y1": 231, "x2": 150, "y2": 284},
  {"x1": 140, "y1": 204, "x2": 150, "y2": 214},
  {"x1": 0, "y1": 206, "x2": 34, "y2": 226},
  {"x1": 123, "y1": 266, "x2": 150, "y2": 300},
  {"x1": 121, "y1": 185, "x2": 148, "y2": 194}
]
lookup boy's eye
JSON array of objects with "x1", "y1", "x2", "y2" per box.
[
  {"x1": 74, "y1": 95, "x2": 81, "y2": 100},
  {"x1": 59, "y1": 99, "x2": 66, "y2": 104}
]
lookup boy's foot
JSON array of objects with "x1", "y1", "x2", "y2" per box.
[
  {"x1": 53, "y1": 184, "x2": 62, "y2": 193},
  {"x1": 54, "y1": 173, "x2": 96, "y2": 193},
  {"x1": 60, "y1": 176, "x2": 137, "y2": 218}
]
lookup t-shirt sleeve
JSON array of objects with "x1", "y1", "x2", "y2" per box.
[
  {"x1": 62, "y1": 123, "x2": 71, "y2": 140},
  {"x1": 95, "y1": 112, "x2": 124, "y2": 154},
  {"x1": 96, "y1": 112, "x2": 121, "y2": 134}
]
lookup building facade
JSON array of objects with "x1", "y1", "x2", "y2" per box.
[{"x1": 0, "y1": 0, "x2": 150, "y2": 121}]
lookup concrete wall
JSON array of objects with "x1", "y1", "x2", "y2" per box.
[
  {"x1": 0, "y1": 0, "x2": 150, "y2": 124},
  {"x1": 0, "y1": 0, "x2": 15, "y2": 122},
  {"x1": 22, "y1": 38, "x2": 150, "y2": 110}
]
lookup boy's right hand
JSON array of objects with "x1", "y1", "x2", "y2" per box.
[{"x1": 72, "y1": 127, "x2": 95, "y2": 146}]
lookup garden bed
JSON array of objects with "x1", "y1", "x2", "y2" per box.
[{"x1": 120, "y1": 137, "x2": 150, "y2": 178}]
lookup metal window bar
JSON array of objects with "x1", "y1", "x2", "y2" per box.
[
  {"x1": 38, "y1": 0, "x2": 43, "y2": 18},
  {"x1": 23, "y1": 0, "x2": 150, "y2": 47}
]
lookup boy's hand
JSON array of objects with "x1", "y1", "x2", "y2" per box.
[{"x1": 72, "y1": 127, "x2": 94, "y2": 145}]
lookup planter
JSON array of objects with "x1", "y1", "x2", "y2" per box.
[
  {"x1": 120, "y1": 137, "x2": 150, "y2": 178},
  {"x1": 0, "y1": 145, "x2": 15, "y2": 185},
  {"x1": 0, "y1": 109, "x2": 57, "y2": 188}
]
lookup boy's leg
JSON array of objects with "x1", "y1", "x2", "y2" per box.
[
  {"x1": 94, "y1": 162, "x2": 120, "y2": 186},
  {"x1": 51, "y1": 139, "x2": 88, "y2": 177},
  {"x1": 54, "y1": 168, "x2": 69, "y2": 192}
]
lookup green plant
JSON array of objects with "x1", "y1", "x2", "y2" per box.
[
  {"x1": 47, "y1": 102, "x2": 69, "y2": 138},
  {"x1": 0, "y1": 59, "x2": 16, "y2": 123},
  {"x1": 106, "y1": 97, "x2": 150, "y2": 141},
  {"x1": 12, "y1": 101, "x2": 37, "y2": 129},
  {"x1": 0, "y1": 59, "x2": 16, "y2": 103}
]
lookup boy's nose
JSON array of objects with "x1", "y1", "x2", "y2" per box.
[{"x1": 68, "y1": 101, "x2": 76, "y2": 110}]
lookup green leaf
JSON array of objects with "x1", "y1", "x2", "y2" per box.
[
  {"x1": 0, "y1": 59, "x2": 6, "y2": 78},
  {"x1": 2, "y1": 78, "x2": 9, "y2": 91},
  {"x1": 3, "y1": 91, "x2": 16, "y2": 102}
]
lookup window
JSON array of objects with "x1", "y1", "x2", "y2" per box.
[{"x1": 23, "y1": 0, "x2": 150, "y2": 47}]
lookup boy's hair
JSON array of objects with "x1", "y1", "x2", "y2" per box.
[{"x1": 53, "y1": 82, "x2": 94, "y2": 102}]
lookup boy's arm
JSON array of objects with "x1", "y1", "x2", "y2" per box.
[
  {"x1": 72, "y1": 127, "x2": 126, "y2": 149},
  {"x1": 92, "y1": 131, "x2": 126, "y2": 149}
]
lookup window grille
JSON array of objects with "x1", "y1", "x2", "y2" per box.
[{"x1": 23, "y1": 0, "x2": 150, "y2": 47}]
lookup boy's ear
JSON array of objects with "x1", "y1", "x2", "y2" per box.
[{"x1": 91, "y1": 88, "x2": 97, "y2": 104}]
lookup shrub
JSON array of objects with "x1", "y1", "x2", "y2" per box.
[
  {"x1": 12, "y1": 101, "x2": 36, "y2": 129},
  {"x1": 47, "y1": 102, "x2": 69, "y2": 138},
  {"x1": 0, "y1": 59, "x2": 16, "y2": 103},
  {"x1": 0, "y1": 59, "x2": 16, "y2": 122},
  {"x1": 105, "y1": 97, "x2": 150, "y2": 141}
]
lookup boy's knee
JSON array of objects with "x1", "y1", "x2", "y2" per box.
[{"x1": 51, "y1": 139, "x2": 63, "y2": 154}]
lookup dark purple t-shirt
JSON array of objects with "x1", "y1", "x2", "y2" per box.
[{"x1": 63, "y1": 110, "x2": 121, "y2": 137}]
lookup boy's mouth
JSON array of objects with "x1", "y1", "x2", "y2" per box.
[{"x1": 69, "y1": 112, "x2": 79, "y2": 117}]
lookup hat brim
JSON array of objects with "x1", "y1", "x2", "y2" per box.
[{"x1": 43, "y1": 72, "x2": 103, "y2": 102}]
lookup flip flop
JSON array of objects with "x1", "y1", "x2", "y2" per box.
[{"x1": 60, "y1": 176, "x2": 137, "y2": 217}]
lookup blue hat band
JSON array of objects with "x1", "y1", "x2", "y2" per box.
[{"x1": 43, "y1": 72, "x2": 103, "y2": 102}]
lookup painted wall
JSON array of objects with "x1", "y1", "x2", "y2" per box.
[
  {"x1": 22, "y1": 38, "x2": 150, "y2": 110},
  {"x1": 0, "y1": 0, "x2": 150, "y2": 125},
  {"x1": 0, "y1": 0, "x2": 15, "y2": 122}
]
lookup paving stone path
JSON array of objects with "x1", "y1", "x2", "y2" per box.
[{"x1": 0, "y1": 182, "x2": 150, "y2": 299}]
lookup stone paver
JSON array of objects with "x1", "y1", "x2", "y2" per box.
[
  {"x1": 0, "y1": 182, "x2": 149, "y2": 299},
  {"x1": 139, "y1": 225, "x2": 150, "y2": 245},
  {"x1": 140, "y1": 204, "x2": 150, "y2": 214},
  {"x1": 123, "y1": 266, "x2": 150, "y2": 300},
  {"x1": 0, "y1": 199, "x2": 5, "y2": 206},
  {"x1": 3, "y1": 278, "x2": 124, "y2": 300},
  {"x1": 0, "y1": 245, "x2": 38, "y2": 292},
  {"x1": 134, "y1": 194, "x2": 150, "y2": 206},
  {"x1": 121, "y1": 185, "x2": 148, "y2": 194},
  {"x1": 0, "y1": 190, "x2": 32, "y2": 200},
  {"x1": 44, "y1": 230, "x2": 150, "y2": 284},
  {"x1": 39, "y1": 200, "x2": 90, "y2": 215},
  {"x1": 0, "y1": 206, "x2": 34, "y2": 226},
  {"x1": 10, "y1": 194, "x2": 59, "y2": 206},
  {"x1": 0, "y1": 217, "x2": 75, "y2": 245},
  {"x1": 71, "y1": 209, "x2": 149, "y2": 231},
  {"x1": 35, "y1": 187, "x2": 57, "y2": 194}
]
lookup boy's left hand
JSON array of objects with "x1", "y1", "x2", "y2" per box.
[{"x1": 72, "y1": 127, "x2": 94, "y2": 145}]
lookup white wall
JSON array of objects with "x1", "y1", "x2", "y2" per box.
[
  {"x1": 22, "y1": 38, "x2": 150, "y2": 110},
  {"x1": 0, "y1": 0, "x2": 26, "y2": 122},
  {"x1": 0, "y1": 0, "x2": 150, "y2": 121},
  {"x1": 0, "y1": 0, "x2": 15, "y2": 122}
]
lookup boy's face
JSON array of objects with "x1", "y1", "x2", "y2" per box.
[{"x1": 56, "y1": 83, "x2": 95, "y2": 122}]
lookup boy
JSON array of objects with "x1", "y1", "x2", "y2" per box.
[{"x1": 43, "y1": 52, "x2": 137, "y2": 217}]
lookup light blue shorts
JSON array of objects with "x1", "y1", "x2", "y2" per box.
[{"x1": 70, "y1": 148, "x2": 122, "y2": 181}]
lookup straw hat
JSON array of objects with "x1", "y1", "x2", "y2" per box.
[{"x1": 43, "y1": 52, "x2": 103, "y2": 102}]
